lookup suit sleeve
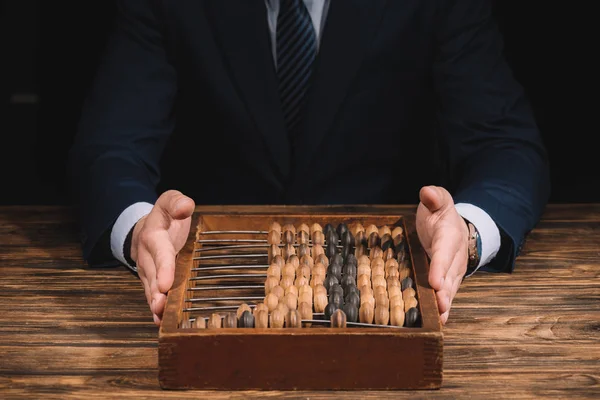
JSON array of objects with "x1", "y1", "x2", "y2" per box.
[
  {"x1": 68, "y1": 0, "x2": 176, "y2": 266},
  {"x1": 432, "y1": 0, "x2": 550, "y2": 272}
]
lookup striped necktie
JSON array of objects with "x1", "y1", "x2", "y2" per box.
[{"x1": 276, "y1": 0, "x2": 317, "y2": 143}]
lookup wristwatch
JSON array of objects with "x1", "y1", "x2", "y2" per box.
[{"x1": 464, "y1": 218, "x2": 481, "y2": 270}]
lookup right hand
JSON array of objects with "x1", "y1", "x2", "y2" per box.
[{"x1": 130, "y1": 190, "x2": 195, "y2": 325}]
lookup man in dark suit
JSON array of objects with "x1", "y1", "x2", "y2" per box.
[{"x1": 69, "y1": 0, "x2": 550, "y2": 326}]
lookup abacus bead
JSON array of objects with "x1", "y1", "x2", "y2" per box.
[
  {"x1": 330, "y1": 291, "x2": 344, "y2": 307},
  {"x1": 280, "y1": 275, "x2": 294, "y2": 290},
  {"x1": 323, "y1": 275, "x2": 339, "y2": 292},
  {"x1": 359, "y1": 303, "x2": 374, "y2": 324},
  {"x1": 392, "y1": 226, "x2": 403, "y2": 240},
  {"x1": 331, "y1": 253, "x2": 343, "y2": 267},
  {"x1": 268, "y1": 244, "x2": 281, "y2": 261},
  {"x1": 342, "y1": 303, "x2": 358, "y2": 323},
  {"x1": 223, "y1": 312, "x2": 238, "y2": 328},
  {"x1": 269, "y1": 221, "x2": 282, "y2": 234},
  {"x1": 300, "y1": 254, "x2": 314, "y2": 268},
  {"x1": 267, "y1": 264, "x2": 281, "y2": 278},
  {"x1": 345, "y1": 253, "x2": 357, "y2": 266},
  {"x1": 314, "y1": 292, "x2": 328, "y2": 313},
  {"x1": 192, "y1": 317, "x2": 206, "y2": 329},
  {"x1": 403, "y1": 287, "x2": 416, "y2": 300},
  {"x1": 276, "y1": 302, "x2": 289, "y2": 315},
  {"x1": 341, "y1": 230, "x2": 353, "y2": 247},
  {"x1": 326, "y1": 230, "x2": 338, "y2": 247},
  {"x1": 336, "y1": 223, "x2": 348, "y2": 238},
  {"x1": 405, "y1": 307, "x2": 420, "y2": 327},
  {"x1": 254, "y1": 303, "x2": 268, "y2": 315},
  {"x1": 286, "y1": 309, "x2": 302, "y2": 328},
  {"x1": 297, "y1": 243, "x2": 310, "y2": 257},
  {"x1": 255, "y1": 310, "x2": 269, "y2": 328},
  {"x1": 265, "y1": 293, "x2": 279, "y2": 311},
  {"x1": 312, "y1": 231, "x2": 324, "y2": 246},
  {"x1": 265, "y1": 276, "x2": 279, "y2": 295},
  {"x1": 351, "y1": 222, "x2": 364, "y2": 236},
  {"x1": 390, "y1": 306, "x2": 405, "y2": 327},
  {"x1": 365, "y1": 224, "x2": 378, "y2": 237},
  {"x1": 284, "y1": 293, "x2": 298, "y2": 310},
  {"x1": 180, "y1": 319, "x2": 191, "y2": 329},
  {"x1": 271, "y1": 285, "x2": 284, "y2": 300},
  {"x1": 368, "y1": 232, "x2": 380, "y2": 248},
  {"x1": 341, "y1": 274, "x2": 355, "y2": 291},
  {"x1": 326, "y1": 242, "x2": 337, "y2": 259},
  {"x1": 272, "y1": 254, "x2": 285, "y2": 267},
  {"x1": 284, "y1": 230, "x2": 295, "y2": 245},
  {"x1": 207, "y1": 313, "x2": 222, "y2": 329},
  {"x1": 297, "y1": 231, "x2": 309, "y2": 245},
  {"x1": 315, "y1": 253, "x2": 329, "y2": 267},
  {"x1": 355, "y1": 231, "x2": 367, "y2": 248},
  {"x1": 330, "y1": 309, "x2": 347, "y2": 328},
  {"x1": 298, "y1": 301, "x2": 313, "y2": 326},
  {"x1": 341, "y1": 245, "x2": 352, "y2": 260},
  {"x1": 285, "y1": 284, "x2": 298, "y2": 297},
  {"x1": 270, "y1": 309, "x2": 285, "y2": 328},
  {"x1": 330, "y1": 283, "x2": 344, "y2": 296},
  {"x1": 328, "y1": 264, "x2": 342, "y2": 281},
  {"x1": 380, "y1": 233, "x2": 393, "y2": 250},
  {"x1": 294, "y1": 276, "x2": 308, "y2": 288},
  {"x1": 345, "y1": 291, "x2": 360, "y2": 308},
  {"x1": 236, "y1": 303, "x2": 252, "y2": 319},
  {"x1": 345, "y1": 284, "x2": 360, "y2": 297},
  {"x1": 297, "y1": 265, "x2": 311, "y2": 280},
  {"x1": 405, "y1": 296, "x2": 418, "y2": 312},
  {"x1": 298, "y1": 223, "x2": 310, "y2": 234},
  {"x1": 383, "y1": 247, "x2": 395, "y2": 261},
  {"x1": 311, "y1": 244, "x2": 324, "y2": 258},
  {"x1": 283, "y1": 243, "x2": 295, "y2": 259},
  {"x1": 401, "y1": 276, "x2": 414, "y2": 291},
  {"x1": 313, "y1": 262, "x2": 326, "y2": 276},
  {"x1": 396, "y1": 245, "x2": 407, "y2": 261},
  {"x1": 268, "y1": 230, "x2": 281, "y2": 245},
  {"x1": 355, "y1": 245, "x2": 367, "y2": 258},
  {"x1": 343, "y1": 264, "x2": 357, "y2": 278},
  {"x1": 370, "y1": 246, "x2": 383, "y2": 260},
  {"x1": 324, "y1": 302, "x2": 339, "y2": 319},
  {"x1": 310, "y1": 223, "x2": 323, "y2": 236},
  {"x1": 375, "y1": 306, "x2": 390, "y2": 325}
]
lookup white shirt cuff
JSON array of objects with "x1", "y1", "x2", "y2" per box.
[
  {"x1": 110, "y1": 202, "x2": 154, "y2": 272},
  {"x1": 454, "y1": 203, "x2": 501, "y2": 276}
]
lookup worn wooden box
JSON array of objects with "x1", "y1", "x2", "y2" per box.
[{"x1": 158, "y1": 208, "x2": 442, "y2": 390}]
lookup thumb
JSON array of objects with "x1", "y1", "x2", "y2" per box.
[
  {"x1": 419, "y1": 185, "x2": 452, "y2": 214},
  {"x1": 156, "y1": 190, "x2": 195, "y2": 221}
]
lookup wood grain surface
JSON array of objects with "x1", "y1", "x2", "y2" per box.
[{"x1": 1, "y1": 204, "x2": 599, "y2": 399}]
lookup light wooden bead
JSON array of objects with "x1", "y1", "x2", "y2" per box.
[
  {"x1": 365, "y1": 224, "x2": 378, "y2": 237},
  {"x1": 297, "y1": 244, "x2": 310, "y2": 258},
  {"x1": 300, "y1": 254, "x2": 314, "y2": 268},
  {"x1": 298, "y1": 284, "x2": 313, "y2": 297},
  {"x1": 405, "y1": 296, "x2": 418, "y2": 312},
  {"x1": 283, "y1": 244, "x2": 295, "y2": 259},
  {"x1": 387, "y1": 277, "x2": 401, "y2": 289},
  {"x1": 311, "y1": 244, "x2": 325, "y2": 258},
  {"x1": 370, "y1": 246, "x2": 383, "y2": 260},
  {"x1": 313, "y1": 264, "x2": 327, "y2": 279},
  {"x1": 357, "y1": 274, "x2": 370, "y2": 289},
  {"x1": 223, "y1": 312, "x2": 237, "y2": 328},
  {"x1": 284, "y1": 293, "x2": 298, "y2": 310},
  {"x1": 389, "y1": 294, "x2": 404, "y2": 310},
  {"x1": 385, "y1": 258, "x2": 399, "y2": 270},
  {"x1": 383, "y1": 247, "x2": 395, "y2": 261},
  {"x1": 312, "y1": 231, "x2": 324, "y2": 246},
  {"x1": 359, "y1": 285, "x2": 373, "y2": 298},
  {"x1": 330, "y1": 309, "x2": 347, "y2": 328},
  {"x1": 236, "y1": 303, "x2": 252, "y2": 319},
  {"x1": 314, "y1": 292, "x2": 328, "y2": 313},
  {"x1": 269, "y1": 221, "x2": 282, "y2": 234},
  {"x1": 207, "y1": 313, "x2": 222, "y2": 329},
  {"x1": 298, "y1": 223, "x2": 309, "y2": 234},
  {"x1": 375, "y1": 292, "x2": 389, "y2": 308},
  {"x1": 282, "y1": 263, "x2": 296, "y2": 278},
  {"x1": 264, "y1": 276, "x2": 279, "y2": 295},
  {"x1": 360, "y1": 294, "x2": 375, "y2": 307},
  {"x1": 267, "y1": 230, "x2": 281, "y2": 245},
  {"x1": 379, "y1": 225, "x2": 392, "y2": 237},
  {"x1": 280, "y1": 275, "x2": 294, "y2": 290},
  {"x1": 392, "y1": 226, "x2": 404, "y2": 243},
  {"x1": 359, "y1": 303, "x2": 374, "y2": 324},
  {"x1": 286, "y1": 309, "x2": 302, "y2": 328},
  {"x1": 371, "y1": 264, "x2": 385, "y2": 278},
  {"x1": 298, "y1": 301, "x2": 313, "y2": 327},
  {"x1": 297, "y1": 264, "x2": 311, "y2": 279},
  {"x1": 298, "y1": 292, "x2": 312, "y2": 306},
  {"x1": 253, "y1": 303, "x2": 268, "y2": 315},
  {"x1": 310, "y1": 275, "x2": 324, "y2": 288},
  {"x1": 374, "y1": 285, "x2": 387, "y2": 297},
  {"x1": 390, "y1": 306, "x2": 405, "y2": 327},
  {"x1": 402, "y1": 287, "x2": 416, "y2": 301},
  {"x1": 372, "y1": 275, "x2": 386, "y2": 289},
  {"x1": 386, "y1": 268, "x2": 400, "y2": 279},
  {"x1": 192, "y1": 317, "x2": 206, "y2": 329},
  {"x1": 295, "y1": 276, "x2": 308, "y2": 288},
  {"x1": 271, "y1": 285, "x2": 284, "y2": 300},
  {"x1": 370, "y1": 257, "x2": 384, "y2": 269},
  {"x1": 276, "y1": 302, "x2": 289, "y2": 315},
  {"x1": 355, "y1": 244, "x2": 368, "y2": 258},
  {"x1": 375, "y1": 306, "x2": 389, "y2": 325},
  {"x1": 357, "y1": 255, "x2": 370, "y2": 265},
  {"x1": 357, "y1": 264, "x2": 371, "y2": 277},
  {"x1": 255, "y1": 310, "x2": 269, "y2": 328},
  {"x1": 270, "y1": 308, "x2": 285, "y2": 328},
  {"x1": 399, "y1": 267, "x2": 412, "y2": 281},
  {"x1": 265, "y1": 293, "x2": 279, "y2": 312},
  {"x1": 297, "y1": 231, "x2": 310, "y2": 245},
  {"x1": 310, "y1": 223, "x2": 323, "y2": 236},
  {"x1": 267, "y1": 264, "x2": 281, "y2": 278},
  {"x1": 282, "y1": 224, "x2": 296, "y2": 242},
  {"x1": 285, "y1": 285, "x2": 298, "y2": 297},
  {"x1": 388, "y1": 285, "x2": 402, "y2": 300},
  {"x1": 272, "y1": 254, "x2": 285, "y2": 268},
  {"x1": 268, "y1": 244, "x2": 281, "y2": 263},
  {"x1": 351, "y1": 222, "x2": 364, "y2": 236},
  {"x1": 287, "y1": 254, "x2": 300, "y2": 268}
]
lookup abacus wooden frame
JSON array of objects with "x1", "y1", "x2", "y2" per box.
[{"x1": 158, "y1": 207, "x2": 443, "y2": 390}]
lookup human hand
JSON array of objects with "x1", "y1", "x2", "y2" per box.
[
  {"x1": 130, "y1": 190, "x2": 195, "y2": 326},
  {"x1": 415, "y1": 185, "x2": 469, "y2": 325}
]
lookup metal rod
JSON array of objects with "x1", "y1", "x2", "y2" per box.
[
  {"x1": 195, "y1": 244, "x2": 269, "y2": 252},
  {"x1": 197, "y1": 239, "x2": 266, "y2": 243},
  {"x1": 184, "y1": 305, "x2": 256, "y2": 312},
  {"x1": 191, "y1": 265, "x2": 268, "y2": 272},
  {"x1": 193, "y1": 254, "x2": 267, "y2": 260},
  {"x1": 186, "y1": 296, "x2": 265, "y2": 303},
  {"x1": 190, "y1": 273, "x2": 267, "y2": 281},
  {"x1": 302, "y1": 319, "x2": 404, "y2": 328},
  {"x1": 188, "y1": 285, "x2": 264, "y2": 291}
]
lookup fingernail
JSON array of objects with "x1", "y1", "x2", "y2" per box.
[
  {"x1": 441, "y1": 311, "x2": 449, "y2": 324},
  {"x1": 153, "y1": 314, "x2": 161, "y2": 325}
]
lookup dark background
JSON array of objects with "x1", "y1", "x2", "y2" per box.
[{"x1": 1, "y1": 1, "x2": 598, "y2": 206}]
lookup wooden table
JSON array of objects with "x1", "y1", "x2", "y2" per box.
[{"x1": 1, "y1": 205, "x2": 599, "y2": 399}]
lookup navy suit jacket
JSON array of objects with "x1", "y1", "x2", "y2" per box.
[{"x1": 69, "y1": 0, "x2": 550, "y2": 271}]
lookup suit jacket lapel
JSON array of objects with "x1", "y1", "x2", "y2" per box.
[
  {"x1": 205, "y1": 0, "x2": 291, "y2": 182},
  {"x1": 291, "y1": 0, "x2": 389, "y2": 183}
]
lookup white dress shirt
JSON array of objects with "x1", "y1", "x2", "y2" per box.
[{"x1": 111, "y1": 0, "x2": 501, "y2": 275}]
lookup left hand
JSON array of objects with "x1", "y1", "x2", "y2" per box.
[{"x1": 416, "y1": 185, "x2": 469, "y2": 325}]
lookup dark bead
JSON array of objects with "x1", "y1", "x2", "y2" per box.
[
  {"x1": 344, "y1": 285, "x2": 360, "y2": 298},
  {"x1": 341, "y1": 230, "x2": 354, "y2": 248},
  {"x1": 341, "y1": 244, "x2": 352, "y2": 260},
  {"x1": 323, "y1": 224, "x2": 335, "y2": 237},
  {"x1": 238, "y1": 310, "x2": 255, "y2": 328},
  {"x1": 343, "y1": 263, "x2": 357, "y2": 278},
  {"x1": 368, "y1": 232, "x2": 380, "y2": 248},
  {"x1": 329, "y1": 283, "x2": 344, "y2": 296},
  {"x1": 326, "y1": 242, "x2": 338, "y2": 259},
  {"x1": 324, "y1": 302, "x2": 339, "y2": 319},
  {"x1": 327, "y1": 264, "x2": 343, "y2": 281},
  {"x1": 342, "y1": 303, "x2": 358, "y2": 323},
  {"x1": 341, "y1": 274, "x2": 355, "y2": 291},
  {"x1": 401, "y1": 276, "x2": 414, "y2": 291},
  {"x1": 345, "y1": 253, "x2": 357, "y2": 267},
  {"x1": 355, "y1": 231, "x2": 368, "y2": 248},
  {"x1": 336, "y1": 223, "x2": 348, "y2": 239},
  {"x1": 331, "y1": 253, "x2": 343, "y2": 266},
  {"x1": 405, "y1": 307, "x2": 420, "y2": 327},
  {"x1": 330, "y1": 291, "x2": 344, "y2": 307},
  {"x1": 395, "y1": 242, "x2": 406, "y2": 256},
  {"x1": 323, "y1": 275, "x2": 339, "y2": 293},
  {"x1": 381, "y1": 236, "x2": 394, "y2": 251},
  {"x1": 344, "y1": 291, "x2": 360, "y2": 309}
]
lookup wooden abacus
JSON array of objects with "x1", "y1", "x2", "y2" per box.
[{"x1": 158, "y1": 211, "x2": 443, "y2": 390}]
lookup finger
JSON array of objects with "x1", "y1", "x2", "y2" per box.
[
  {"x1": 156, "y1": 190, "x2": 195, "y2": 222},
  {"x1": 428, "y1": 229, "x2": 459, "y2": 291},
  {"x1": 143, "y1": 229, "x2": 178, "y2": 294},
  {"x1": 138, "y1": 250, "x2": 159, "y2": 313},
  {"x1": 153, "y1": 293, "x2": 168, "y2": 318},
  {"x1": 419, "y1": 186, "x2": 452, "y2": 214},
  {"x1": 436, "y1": 253, "x2": 464, "y2": 314},
  {"x1": 440, "y1": 310, "x2": 449, "y2": 325}
]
